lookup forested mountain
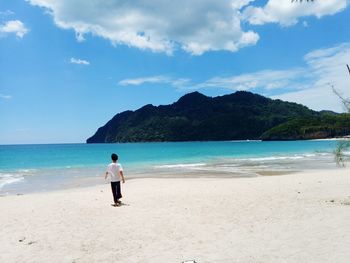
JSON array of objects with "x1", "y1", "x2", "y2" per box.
[
  {"x1": 261, "y1": 114, "x2": 350, "y2": 140},
  {"x1": 87, "y1": 91, "x2": 350, "y2": 143}
]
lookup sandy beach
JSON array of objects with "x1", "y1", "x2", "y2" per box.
[{"x1": 1, "y1": 168, "x2": 350, "y2": 263}]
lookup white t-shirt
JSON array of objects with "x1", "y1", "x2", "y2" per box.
[{"x1": 106, "y1": 162, "x2": 123, "y2": 182}]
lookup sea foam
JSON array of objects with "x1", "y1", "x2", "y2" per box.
[{"x1": 0, "y1": 173, "x2": 24, "y2": 189}]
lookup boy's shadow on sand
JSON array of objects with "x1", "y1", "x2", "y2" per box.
[{"x1": 111, "y1": 202, "x2": 130, "y2": 207}]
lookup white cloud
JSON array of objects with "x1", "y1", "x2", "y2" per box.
[
  {"x1": 0, "y1": 94, "x2": 12, "y2": 99},
  {"x1": 117, "y1": 43, "x2": 350, "y2": 112},
  {"x1": 188, "y1": 43, "x2": 350, "y2": 112},
  {"x1": 119, "y1": 76, "x2": 167, "y2": 86},
  {"x1": 118, "y1": 75, "x2": 190, "y2": 88},
  {"x1": 26, "y1": 0, "x2": 349, "y2": 54},
  {"x1": 243, "y1": 0, "x2": 348, "y2": 26},
  {"x1": 273, "y1": 43, "x2": 350, "y2": 112},
  {"x1": 194, "y1": 69, "x2": 306, "y2": 91},
  {"x1": 70, "y1": 57, "x2": 90, "y2": 65},
  {"x1": 0, "y1": 20, "x2": 29, "y2": 38},
  {"x1": 28, "y1": 0, "x2": 258, "y2": 55}
]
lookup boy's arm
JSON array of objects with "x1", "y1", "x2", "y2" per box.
[
  {"x1": 120, "y1": 170, "x2": 125, "y2": 183},
  {"x1": 105, "y1": 171, "x2": 108, "y2": 180}
]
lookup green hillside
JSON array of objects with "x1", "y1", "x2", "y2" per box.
[
  {"x1": 261, "y1": 113, "x2": 350, "y2": 140},
  {"x1": 86, "y1": 91, "x2": 347, "y2": 143}
]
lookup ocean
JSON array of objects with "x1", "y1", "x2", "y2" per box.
[{"x1": 0, "y1": 140, "x2": 345, "y2": 195}]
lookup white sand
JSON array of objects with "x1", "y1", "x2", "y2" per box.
[{"x1": 1, "y1": 169, "x2": 350, "y2": 263}]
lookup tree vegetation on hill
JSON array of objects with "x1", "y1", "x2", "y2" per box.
[
  {"x1": 87, "y1": 91, "x2": 350, "y2": 143},
  {"x1": 261, "y1": 113, "x2": 350, "y2": 141}
]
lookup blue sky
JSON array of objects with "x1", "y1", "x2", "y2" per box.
[{"x1": 1, "y1": 0, "x2": 350, "y2": 144}]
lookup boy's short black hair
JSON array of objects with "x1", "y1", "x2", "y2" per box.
[{"x1": 111, "y1": 153, "x2": 118, "y2": 161}]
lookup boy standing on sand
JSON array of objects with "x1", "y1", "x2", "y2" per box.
[{"x1": 105, "y1": 153, "x2": 125, "y2": 207}]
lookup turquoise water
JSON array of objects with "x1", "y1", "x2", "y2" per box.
[{"x1": 0, "y1": 140, "x2": 343, "y2": 194}]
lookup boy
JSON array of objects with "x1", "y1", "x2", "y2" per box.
[{"x1": 105, "y1": 153, "x2": 125, "y2": 207}]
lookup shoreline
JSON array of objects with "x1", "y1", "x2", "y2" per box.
[
  {"x1": 0, "y1": 165, "x2": 341, "y2": 196},
  {"x1": 0, "y1": 173, "x2": 287, "y2": 197},
  {"x1": 1, "y1": 168, "x2": 350, "y2": 262},
  {"x1": 1, "y1": 160, "x2": 346, "y2": 196},
  {"x1": 2, "y1": 159, "x2": 345, "y2": 196}
]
